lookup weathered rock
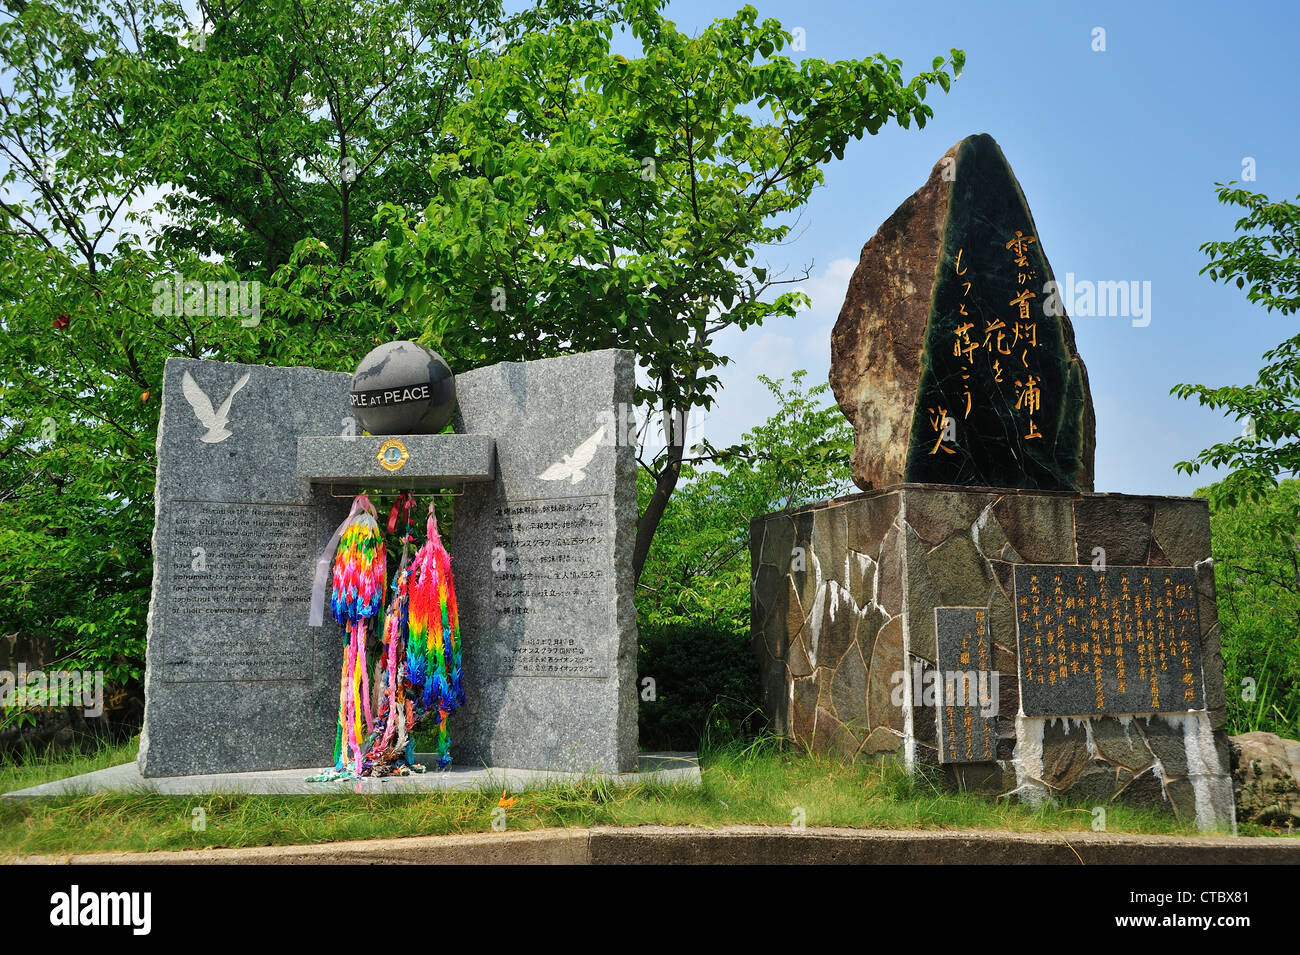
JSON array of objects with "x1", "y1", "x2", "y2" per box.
[
  {"x1": 830, "y1": 133, "x2": 1095, "y2": 492},
  {"x1": 790, "y1": 676, "x2": 818, "y2": 740},
  {"x1": 813, "y1": 707, "x2": 857, "y2": 758},
  {"x1": 1040, "y1": 719, "x2": 1094, "y2": 790},
  {"x1": 1164, "y1": 777, "x2": 1201, "y2": 825},
  {"x1": 909, "y1": 656, "x2": 937, "y2": 746},
  {"x1": 876, "y1": 521, "x2": 905, "y2": 615},
  {"x1": 812, "y1": 506, "x2": 849, "y2": 590},
  {"x1": 1151, "y1": 501, "x2": 1212, "y2": 567},
  {"x1": 1144, "y1": 719, "x2": 1189, "y2": 777},
  {"x1": 754, "y1": 566, "x2": 787, "y2": 660},
  {"x1": 985, "y1": 591, "x2": 1015, "y2": 657},
  {"x1": 926, "y1": 533, "x2": 993, "y2": 606},
  {"x1": 751, "y1": 563, "x2": 782, "y2": 634},
  {"x1": 1230, "y1": 731, "x2": 1300, "y2": 827},
  {"x1": 952, "y1": 762, "x2": 1004, "y2": 795},
  {"x1": 790, "y1": 511, "x2": 818, "y2": 612},
  {"x1": 1072, "y1": 497, "x2": 1153, "y2": 565},
  {"x1": 1063, "y1": 759, "x2": 1120, "y2": 804},
  {"x1": 809, "y1": 582, "x2": 857, "y2": 670},
  {"x1": 860, "y1": 726, "x2": 904, "y2": 756},
  {"x1": 830, "y1": 642, "x2": 868, "y2": 735},
  {"x1": 788, "y1": 633, "x2": 813, "y2": 679},
  {"x1": 1116, "y1": 765, "x2": 1168, "y2": 809},
  {"x1": 847, "y1": 551, "x2": 876, "y2": 607},
  {"x1": 845, "y1": 492, "x2": 898, "y2": 563},
  {"x1": 1092, "y1": 718, "x2": 1154, "y2": 773},
  {"x1": 996, "y1": 669, "x2": 1019, "y2": 722},
  {"x1": 903, "y1": 524, "x2": 941, "y2": 661},
  {"x1": 758, "y1": 513, "x2": 795, "y2": 568},
  {"x1": 905, "y1": 490, "x2": 994, "y2": 547},
  {"x1": 991, "y1": 493, "x2": 1076, "y2": 562},
  {"x1": 867, "y1": 616, "x2": 905, "y2": 733},
  {"x1": 758, "y1": 655, "x2": 788, "y2": 735}
]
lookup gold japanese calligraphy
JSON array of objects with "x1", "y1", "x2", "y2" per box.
[{"x1": 1012, "y1": 564, "x2": 1205, "y2": 717}]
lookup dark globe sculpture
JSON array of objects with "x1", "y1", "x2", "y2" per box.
[{"x1": 349, "y1": 341, "x2": 456, "y2": 435}]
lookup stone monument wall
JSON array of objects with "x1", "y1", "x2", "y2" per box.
[
  {"x1": 140, "y1": 349, "x2": 638, "y2": 777},
  {"x1": 453, "y1": 349, "x2": 639, "y2": 773},
  {"x1": 139, "y1": 359, "x2": 352, "y2": 777},
  {"x1": 749, "y1": 485, "x2": 1235, "y2": 829}
]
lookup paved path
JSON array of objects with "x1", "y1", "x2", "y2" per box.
[
  {"x1": 2, "y1": 753, "x2": 700, "y2": 798},
  {"x1": 9, "y1": 825, "x2": 1299, "y2": 865}
]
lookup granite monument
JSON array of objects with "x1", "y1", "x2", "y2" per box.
[{"x1": 141, "y1": 349, "x2": 638, "y2": 777}]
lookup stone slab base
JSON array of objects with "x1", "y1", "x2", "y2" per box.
[
  {"x1": 749, "y1": 483, "x2": 1235, "y2": 830},
  {"x1": 3, "y1": 752, "x2": 699, "y2": 799}
]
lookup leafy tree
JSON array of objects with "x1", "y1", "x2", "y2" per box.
[
  {"x1": 368, "y1": 0, "x2": 963, "y2": 580},
  {"x1": 636, "y1": 371, "x2": 854, "y2": 630},
  {"x1": 0, "y1": 0, "x2": 563, "y2": 686},
  {"x1": 1203, "y1": 479, "x2": 1300, "y2": 738},
  {"x1": 0, "y1": 0, "x2": 959, "y2": 730},
  {"x1": 636, "y1": 370, "x2": 853, "y2": 748},
  {"x1": 139, "y1": 0, "x2": 500, "y2": 271},
  {"x1": 1173, "y1": 184, "x2": 1300, "y2": 504},
  {"x1": 0, "y1": 0, "x2": 194, "y2": 688}
]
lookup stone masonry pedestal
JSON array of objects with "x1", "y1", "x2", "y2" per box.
[{"x1": 749, "y1": 484, "x2": 1235, "y2": 830}]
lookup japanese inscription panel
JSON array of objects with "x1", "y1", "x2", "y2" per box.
[
  {"x1": 934, "y1": 606, "x2": 998, "y2": 763},
  {"x1": 902, "y1": 135, "x2": 1093, "y2": 491},
  {"x1": 1012, "y1": 564, "x2": 1205, "y2": 718},
  {"x1": 487, "y1": 493, "x2": 612, "y2": 678}
]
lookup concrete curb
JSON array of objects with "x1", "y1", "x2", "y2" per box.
[{"x1": 8, "y1": 825, "x2": 1299, "y2": 865}]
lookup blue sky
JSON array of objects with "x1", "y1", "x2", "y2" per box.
[{"x1": 629, "y1": 0, "x2": 1299, "y2": 495}]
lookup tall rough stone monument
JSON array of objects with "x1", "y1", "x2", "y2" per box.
[
  {"x1": 141, "y1": 348, "x2": 638, "y2": 777},
  {"x1": 830, "y1": 132, "x2": 1096, "y2": 492},
  {"x1": 750, "y1": 134, "x2": 1235, "y2": 831}
]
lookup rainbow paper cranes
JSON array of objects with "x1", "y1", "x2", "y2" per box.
[
  {"x1": 362, "y1": 551, "x2": 416, "y2": 775},
  {"x1": 328, "y1": 494, "x2": 387, "y2": 776},
  {"x1": 407, "y1": 503, "x2": 464, "y2": 768},
  {"x1": 307, "y1": 493, "x2": 465, "y2": 781},
  {"x1": 360, "y1": 491, "x2": 421, "y2": 776}
]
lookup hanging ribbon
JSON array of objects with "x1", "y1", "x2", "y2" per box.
[
  {"x1": 386, "y1": 490, "x2": 413, "y2": 535},
  {"x1": 317, "y1": 493, "x2": 386, "y2": 776}
]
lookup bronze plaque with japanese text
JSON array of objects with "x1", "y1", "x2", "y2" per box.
[{"x1": 1012, "y1": 564, "x2": 1204, "y2": 717}]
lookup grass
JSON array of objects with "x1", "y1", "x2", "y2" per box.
[
  {"x1": 0, "y1": 736, "x2": 143, "y2": 795},
  {"x1": 5, "y1": 733, "x2": 1290, "y2": 858}
]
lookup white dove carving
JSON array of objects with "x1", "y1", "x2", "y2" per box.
[
  {"x1": 538, "y1": 425, "x2": 606, "y2": 484},
  {"x1": 182, "y1": 370, "x2": 250, "y2": 444}
]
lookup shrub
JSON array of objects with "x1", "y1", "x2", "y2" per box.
[{"x1": 637, "y1": 618, "x2": 764, "y2": 752}]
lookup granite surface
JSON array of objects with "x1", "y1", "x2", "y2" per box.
[
  {"x1": 296, "y1": 434, "x2": 495, "y2": 488},
  {"x1": 140, "y1": 358, "x2": 351, "y2": 777},
  {"x1": 142, "y1": 350, "x2": 639, "y2": 779},
  {"x1": 4, "y1": 753, "x2": 699, "y2": 798},
  {"x1": 451, "y1": 349, "x2": 640, "y2": 772}
]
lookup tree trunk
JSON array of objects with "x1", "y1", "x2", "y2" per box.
[{"x1": 632, "y1": 407, "x2": 686, "y2": 584}]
